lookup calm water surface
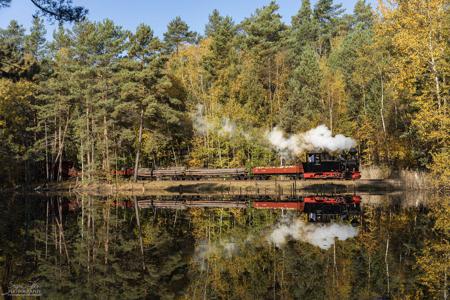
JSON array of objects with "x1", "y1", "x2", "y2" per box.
[{"x1": 0, "y1": 192, "x2": 447, "y2": 299}]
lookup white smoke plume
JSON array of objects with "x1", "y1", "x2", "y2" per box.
[
  {"x1": 267, "y1": 127, "x2": 301, "y2": 156},
  {"x1": 192, "y1": 104, "x2": 211, "y2": 135},
  {"x1": 267, "y1": 124, "x2": 356, "y2": 156},
  {"x1": 267, "y1": 217, "x2": 359, "y2": 250},
  {"x1": 218, "y1": 118, "x2": 237, "y2": 137},
  {"x1": 192, "y1": 104, "x2": 251, "y2": 139},
  {"x1": 192, "y1": 106, "x2": 356, "y2": 156}
]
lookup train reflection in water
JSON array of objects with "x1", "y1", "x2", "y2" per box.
[{"x1": 66, "y1": 194, "x2": 362, "y2": 225}]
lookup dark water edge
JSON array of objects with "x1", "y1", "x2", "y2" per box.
[
  {"x1": 3, "y1": 177, "x2": 421, "y2": 195},
  {"x1": 0, "y1": 191, "x2": 448, "y2": 299}
]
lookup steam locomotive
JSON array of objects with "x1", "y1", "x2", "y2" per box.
[
  {"x1": 134, "y1": 148, "x2": 361, "y2": 180},
  {"x1": 252, "y1": 148, "x2": 361, "y2": 180}
]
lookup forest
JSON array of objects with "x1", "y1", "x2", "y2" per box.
[{"x1": 0, "y1": 0, "x2": 448, "y2": 187}]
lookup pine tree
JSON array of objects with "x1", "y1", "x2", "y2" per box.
[
  {"x1": 121, "y1": 24, "x2": 187, "y2": 178},
  {"x1": 59, "y1": 20, "x2": 128, "y2": 181},
  {"x1": 239, "y1": 1, "x2": 287, "y2": 126},
  {"x1": 25, "y1": 16, "x2": 47, "y2": 60},
  {"x1": 0, "y1": 0, "x2": 88, "y2": 22},
  {"x1": 353, "y1": 0, "x2": 374, "y2": 29},
  {"x1": 280, "y1": 45, "x2": 322, "y2": 133},
  {"x1": 240, "y1": 1, "x2": 286, "y2": 56},
  {"x1": 288, "y1": 0, "x2": 318, "y2": 57},
  {"x1": 36, "y1": 25, "x2": 75, "y2": 181},
  {"x1": 313, "y1": 0, "x2": 344, "y2": 56},
  {"x1": 203, "y1": 10, "x2": 236, "y2": 81},
  {"x1": 163, "y1": 16, "x2": 197, "y2": 54},
  {"x1": 0, "y1": 20, "x2": 36, "y2": 80}
]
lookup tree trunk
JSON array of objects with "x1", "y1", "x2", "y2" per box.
[
  {"x1": 52, "y1": 115, "x2": 71, "y2": 182},
  {"x1": 268, "y1": 57, "x2": 273, "y2": 128},
  {"x1": 58, "y1": 123, "x2": 62, "y2": 182},
  {"x1": 427, "y1": 13, "x2": 442, "y2": 109},
  {"x1": 329, "y1": 93, "x2": 333, "y2": 134},
  {"x1": 51, "y1": 116, "x2": 57, "y2": 181},
  {"x1": 104, "y1": 202, "x2": 110, "y2": 264},
  {"x1": 114, "y1": 146, "x2": 118, "y2": 184},
  {"x1": 91, "y1": 117, "x2": 95, "y2": 177},
  {"x1": 133, "y1": 196, "x2": 145, "y2": 270},
  {"x1": 171, "y1": 145, "x2": 178, "y2": 167},
  {"x1": 134, "y1": 109, "x2": 144, "y2": 182},
  {"x1": 444, "y1": 253, "x2": 447, "y2": 300},
  {"x1": 81, "y1": 195, "x2": 84, "y2": 239},
  {"x1": 379, "y1": 70, "x2": 386, "y2": 136},
  {"x1": 45, "y1": 199, "x2": 49, "y2": 259},
  {"x1": 363, "y1": 89, "x2": 367, "y2": 115},
  {"x1": 385, "y1": 237, "x2": 390, "y2": 294},
  {"x1": 103, "y1": 115, "x2": 110, "y2": 179},
  {"x1": 81, "y1": 138, "x2": 85, "y2": 182},
  {"x1": 218, "y1": 138, "x2": 222, "y2": 166},
  {"x1": 45, "y1": 121, "x2": 49, "y2": 181},
  {"x1": 86, "y1": 105, "x2": 90, "y2": 180},
  {"x1": 368, "y1": 254, "x2": 371, "y2": 292}
]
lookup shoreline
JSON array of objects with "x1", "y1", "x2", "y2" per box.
[{"x1": 25, "y1": 178, "x2": 411, "y2": 195}]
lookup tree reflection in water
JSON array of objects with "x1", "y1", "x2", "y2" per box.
[{"x1": 0, "y1": 193, "x2": 448, "y2": 299}]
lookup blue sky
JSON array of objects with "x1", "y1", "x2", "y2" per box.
[{"x1": 0, "y1": 0, "x2": 377, "y2": 38}]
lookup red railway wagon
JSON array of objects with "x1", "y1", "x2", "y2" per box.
[{"x1": 252, "y1": 165, "x2": 304, "y2": 179}]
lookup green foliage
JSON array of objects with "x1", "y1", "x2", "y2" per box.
[
  {"x1": 163, "y1": 16, "x2": 197, "y2": 54},
  {"x1": 0, "y1": 20, "x2": 38, "y2": 80},
  {"x1": 313, "y1": 0, "x2": 344, "y2": 56},
  {"x1": 25, "y1": 16, "x2": 47, "y2": 59},
  {"x1": 428, "y1": 151, "x2": 450, "y2": 191},
  {"x1": 280, "y1": 45, "x2": 322, "y2": 133},
  {"x1": 0, "y1": 0, "x2": 88, "y2": 23},
  {"x1": 0, "y1": 0, "x2": 448, "y2": 185},
  {"x1": 353, "y1": 0, "x2": 374, "y2": 29},
  {"x1": 240, "y1": 1, "x2": 286, "y2": 55},
  {"x1": 0, "y1": 79, "x2": 35, "y2": 184},
  {"x1": 288, "y1": 0, "x2": 319, "y2": 57}
]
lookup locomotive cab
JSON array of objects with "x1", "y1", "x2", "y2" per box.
[
  {"x1": 302, "y1": 149, "x2": 361, "y2": 179},
  {"x1": 304, "y1": 152, "x2": 342, "y2": 172}
]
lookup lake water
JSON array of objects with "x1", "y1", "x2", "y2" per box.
[{"x1": 0, "y1": 192, "x2": 447, "y2": 299}]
